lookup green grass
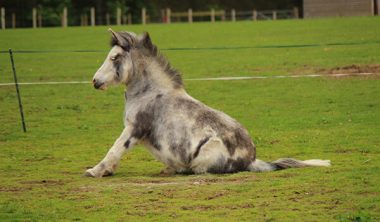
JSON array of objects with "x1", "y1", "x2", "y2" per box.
[{"x1": 1, "y1": 17, "x2": 380, "y2": 221}]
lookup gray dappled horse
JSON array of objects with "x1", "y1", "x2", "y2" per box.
[{"x1": 85, "y1": 29, "x2": 330, "y2": 177}]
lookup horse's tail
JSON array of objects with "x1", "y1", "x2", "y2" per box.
[{"x1": 247, "y1": 158, "x2": 331, "y2": 172}]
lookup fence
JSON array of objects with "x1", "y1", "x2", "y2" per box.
[
  {"x1": 2, "y1": 37, "x2": 379, "y2": 132},
  {"x1": 0, "y1": 7, "x2": 300, "y2": 29}
]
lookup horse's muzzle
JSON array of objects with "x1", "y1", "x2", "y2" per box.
[{"x1": 93, "y1": 79, "x2": 104, "y2": 89}]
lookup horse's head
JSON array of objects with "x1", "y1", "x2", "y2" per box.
[{"x1": 92, "y1": 29, "x2": 153, "y2": 90}]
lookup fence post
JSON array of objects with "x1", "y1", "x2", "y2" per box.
[
  {"x1": 221, "y1": 10, "x2": 226, "y2": 21},
  {"x1": 272, "y1": 11, "x2": 277, "y2": 20},
  {"x1": 377, "y1": 0, "x2": 380, "y2": 16},
  {"x1": 9, "y1": 49, "x2": 27, "y2": 133},
  {"x1": 38, "y1": 10, "x2": 42, "y2": 27},
  {"x1": 12, "y1": 12, "x2": 16, "y2": 28},
  {"x1": 106, "y1": 13, "x2": 110, "y2": 25},
  {"x1": 32, "y1": 8, "x2": 37, "y2": 28},
  {"x1": 122, "y1": 15, "x2": 127, "y2": 25},
  {"x1": 142, "y1": 8, "x2": 146, "y2": 24},
  {"x1": 1, "y1": 8, "x2": 4, "y2": 29},
  {"x1": 160, "y1": 9, "x2": 165, "y2": 23},
  {"x1": 80, "y1": 15, "x2": 84, "y2": 26},
  {"x1": 293, "y1": 7, "x2": 299, "y2": 19},
  {"x1": 252, "y1": 9, "x2": 257, "y2": 21},
  {"x1": 116, "y1": 8, "x2": 121, "y2": 25},
  {"x1": 188, "y1": 8, "x2": 193, "y2": 23},
  {"x1": 231, "y1": 9, "x2": 236, "y2": 22},
  {"x1": 166, "y1": 8, "x2": 171, "y2": 24},
  {"x1": 84, "y1": 14, "x2": 88, "y2": 26},
  {"x1": 62, "y1": 7, "x2": 68, "y2": 27},
  {"x1": 128, "y1": 13, "x2": 132, "y2": 25},
  {"x1": 90, "y1": 7, "x2": 95, "y2": 26},
  {"x1": 211, "y1": 9, "x2": 215, "y2": 22}
]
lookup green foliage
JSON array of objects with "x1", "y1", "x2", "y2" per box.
[
  {"x1": 37, "y1": 0, "x2": 70, "y2": 26},
  {"x1": 0, "y1": 17, "x2": 379, "y2": 221}
]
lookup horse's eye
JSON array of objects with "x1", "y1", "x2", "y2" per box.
[{"x1": 111, "y1": 54, "x2": 120, "y2": 61}]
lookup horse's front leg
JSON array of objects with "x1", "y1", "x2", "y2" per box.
[{"x1": 85, "y1": 125, "x2": 136, "y2": 178}]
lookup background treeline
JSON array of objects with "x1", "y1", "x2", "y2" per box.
[{"x1": 0, "y1": 0, "x2": 302, "y2": 27}]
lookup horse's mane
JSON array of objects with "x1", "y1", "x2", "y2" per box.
[{"x1": 145, "y1": 42, "x2": 183, "y2": 88}]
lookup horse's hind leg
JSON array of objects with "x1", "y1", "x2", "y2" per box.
[
  {"x1": 85, "y1": 125, "x2": 136, "y2": 177},
  {"x1": 190, "y1": 137, "x2": 231, "y2": 174}
]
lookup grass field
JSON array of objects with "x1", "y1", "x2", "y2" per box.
[{"x1": 0, "y1": 17, "x2": 380, "y2": 221}]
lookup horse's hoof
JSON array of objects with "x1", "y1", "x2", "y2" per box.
[{"x1": 84, "y1": 169, "x2": 96, "y2": 177}]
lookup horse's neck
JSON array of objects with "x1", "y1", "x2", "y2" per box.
[{"x1": 126, "y1": 61, "x2": 183, "y2": 98}]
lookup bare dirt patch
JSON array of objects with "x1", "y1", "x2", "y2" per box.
[
  {"x1": 190, "y1": 174, "x2": 257, "y2": 185},
  {"x1": 181, "y1": 203, "x2": 254, "y2": 211},
  {"x1": 205, "y1": 190, "x2": 229, "y2": 200},
  {"x1": 0, "y1": 186, "x2": 32, "y2": 192},
  {"x1": 20, "y1": 179, "x2": 67, "y2": 186},
  {"x1": 319, "y1": 64, "x2": 380, "y2": 75},
  {"x1": 115, "y1": 174, "x2": 257, "y2": 187}
]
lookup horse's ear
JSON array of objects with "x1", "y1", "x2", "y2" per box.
[
  {"x1": 108, "y1": 28, "x2": 128, "y2": 49},
  {"x1": 141, "y1": 32, "x2": 153, "y2": 50}
]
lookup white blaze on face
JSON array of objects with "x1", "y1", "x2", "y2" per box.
[{"x1": 92, "y1": 45, "x2": 132, "y2": 90}]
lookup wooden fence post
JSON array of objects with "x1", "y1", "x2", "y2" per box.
[
  {"x1": 128, "y1": 13, "x2": 132, "y2": 25},
  {"x1": 293, "y1": 7, "x2": 299, "y2": 19},
  {"x1": 122, "y1": 15, "x2": 127, "y2": 25},
  {"x1": 116, "y1": 8, "x2": 121, "y2": 25},
  {"x1": 62, "y1": 7, "x2": 68, "y2": 27},
  {"x1": 231, "y1": 9, "x2": 236, "y2": 22},
  {"x1": 90, "y1": 7, "x2": 95, "y2": 26},
  {"x1": 160, "y1": 9, "x2": 164, "y2": 22},
  {"x1": 38, "y1": 9, "x2": 42, "y2": 27},
  {"x1": 32, "y1": 8, "x2": 37, "y2": 28},
  {"x1": 166, "y1": 8, "x2": 171, "y2": 23},
  {"x1": 106, "y1": 13, "x2": 110, "y2": 25},
  {"x1": 272, "y1": 10, "x2": 277, "y2": 20},
  {"x1": 142, "y1": 8, "x2": 146, "y2": 24},
  {"x1": 1, "y1": 8, "x2": 5, "y2": 29},
  {"x1": 211, "y1": 9, "x2": 215, "y2": 22},
  {"x1": 377, "y1": 0, "x2": 380, "y2": 15},
  {"x1": 252, "y1": 9, "x2": 257, "y2": 21},
  {"x1": 84, "y1": 14, "x2": 88, "y2": 26},
  {"x1": 188, "y1": 8, "x2": 193, "y2": 23},
  {"x1": 12, "y1": 12, "x2": 16, "y2": 28}
]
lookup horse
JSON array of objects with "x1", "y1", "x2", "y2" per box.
[{"x1": 85, "y1": 29, "x2": 330, "y2": 177}]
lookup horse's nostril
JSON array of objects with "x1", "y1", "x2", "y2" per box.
[
  {"x1": 93, "y1": 81, "x2": 104, "y2": 89},
  {"x1": 92, "y1": 79, "x2": 96, "y2": 84}
]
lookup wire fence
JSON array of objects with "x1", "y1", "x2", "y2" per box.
[
  {"x1": 1, "y1": 39, "x2": 379, "y2": 132},
  {"x1": 1, "y1": 39, "x2": 380, "y2": 54},
  {"x1": 1, "y1": 39, "x2": 379, "y2": 86}
]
